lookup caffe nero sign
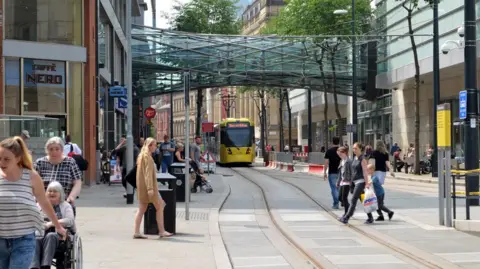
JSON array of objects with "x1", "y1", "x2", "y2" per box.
[{"x1": 24, "y1": 59, "x2": 65, "y2": 87}]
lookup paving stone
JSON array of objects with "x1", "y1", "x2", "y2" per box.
[{"x1": 324, "y1": 254, "x2": 406, "y2": 265}]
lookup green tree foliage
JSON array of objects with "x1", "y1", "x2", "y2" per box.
[
  {"x1": 274, "y1": 0, "x2": 372, "y2": 36},
  {"x1": 169, "y1": 0, "x2": 241, "y2": 34},
  {"x1": 167, "y1": 0, "x2": 241, "y2": 135},
  {"x1": 269, "y1": 0, "x2": 372, "y2": 148}
]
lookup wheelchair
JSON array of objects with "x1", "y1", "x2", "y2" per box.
[{"x1": 52, "y1": 231, "x2": 83, "y2": 269}]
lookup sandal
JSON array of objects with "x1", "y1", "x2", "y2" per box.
[
  {"x1": 159, "y1": 231, "x2": 173, "y2": 238},
  {"x1": 133, "y1": 233, "x2": 148, "y2": 239}
]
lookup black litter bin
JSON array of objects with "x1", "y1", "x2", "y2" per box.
[
  {"x1": 169, "y1": 163, "x2": 186, "y2": 202},
  {"x1": 144, "y1": 178, "x2": 176, "y2": 235}
]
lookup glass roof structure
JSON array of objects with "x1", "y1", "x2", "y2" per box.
[{"x1": 132, "y1": 24, "x2": 374, "y2": 98}]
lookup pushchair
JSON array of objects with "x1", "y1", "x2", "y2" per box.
[{"x1": 190, "y1": 161, "x2": 213, "y2": 193}]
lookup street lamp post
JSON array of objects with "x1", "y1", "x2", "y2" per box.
[
  {"x1": 125, "y1": 0, "x2": 134, "y2": 204},
  {"x1": 334, "y1": 0, "x2": 357, "y2": 143},
  {"x1": 432, "y1": 0, "x2": 440, "y2": 178},
  {"x1": 351, "y1": 0, "x2": 358, "y2": 143},
  {"x1": 463, "y1": 0, "x2": 479, "y2": 206}
]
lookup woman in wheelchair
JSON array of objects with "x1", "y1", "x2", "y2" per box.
[{"x1": 31, "y1": 182, "x2": 75, "y2": 269}]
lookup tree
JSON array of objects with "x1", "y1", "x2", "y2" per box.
[
  {"x1": 238, "y1": 86, "x2": 273, "y2": 157},
  {"x1": 396, "y1": 0, "x2": 435, "y2": 174},
  {"x1": 274, "y1": 0, "x2": 372, "y2": 146},
  {"x1": 167, "y1": 0, "x2": 241, "y2": 136}
]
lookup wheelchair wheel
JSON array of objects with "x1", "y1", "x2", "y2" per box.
[{"x1": 71, "y1": 236, "x2": 83, "y2": 269}]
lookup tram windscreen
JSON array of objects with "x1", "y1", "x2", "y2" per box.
[{"x1": 223, "y1": 123, "x2": 253, "y2": 147}]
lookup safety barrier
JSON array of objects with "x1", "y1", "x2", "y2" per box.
[
  {"x1": 308, "y1": 164, "x2": 325, "y2": 175},
  {"x1": 451, "y1": 169, "x2": 480, "y2": 221},
  {"x1": 264, "y1": 151, "x2": 327, "y2": 175}
]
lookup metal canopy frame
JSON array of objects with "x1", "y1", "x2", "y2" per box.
[{"x1": 131, "y1": 24, "x2": 376, "y2": 98}]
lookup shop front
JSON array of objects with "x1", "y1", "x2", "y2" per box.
[{"x1": 4, "y1": 58, "x2": 84, "y2": 149}]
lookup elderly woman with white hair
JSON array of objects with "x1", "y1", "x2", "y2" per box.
[
  {"x1": 31, "y1": 181, "x2": 75, "y2": 269},
  {"x1": 34, "y1": 137, "x2": 82, "y2": 206}
]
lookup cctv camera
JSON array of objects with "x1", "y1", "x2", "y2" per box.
[
  {"x1": 458, "y1": 25, "x2": 465, "y2": 38},
  {"x1": 441, "y1": 43, "x2": 451, "y2": 54}
]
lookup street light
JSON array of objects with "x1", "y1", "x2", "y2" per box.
[{"x1": 334, "y1": 1, "x2": 358, "y2": 143}]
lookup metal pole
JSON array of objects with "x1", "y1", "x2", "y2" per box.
[
  {"x1": 125, "y1": 0, "x2": 134, "y2": 204},
  {"x1": 438, "y1": 150, "x2": 445, "y2": 225},
  {"x1": 170, "y1": 92, "x2": 174, "y2": 139},
  {"x1": 432, "y1": 0, "x2": 440, "y2": 178},
  {"x1": 445, "y1": 149, "x2": 452, "y2": 227},
  {"x1": 307, "y1": 89, "x2": 312, "y2": 152},
  {"x1": 351, "y1": 0, "x2": 358, "y2": 142},
  {"x1": 464, "y1": 0, "x2": 479, "y2": 206},
  {"x1": 184, "y1": 72, "x2": 190, "y2": 220}
]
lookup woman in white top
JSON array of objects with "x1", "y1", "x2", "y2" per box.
[{"x1": 0, "y1": 136, "x2": 66, "y2": 269}]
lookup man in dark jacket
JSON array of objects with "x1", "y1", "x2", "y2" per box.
[{"x1": 113, "y1": 135, "x2": 140, "y2": 197}]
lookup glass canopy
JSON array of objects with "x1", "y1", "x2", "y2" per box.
[{"x1": 132, "y1": 24, "x2": 375, "y2": 98}]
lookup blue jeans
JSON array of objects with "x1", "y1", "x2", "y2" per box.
[
  {"x1": 161, "y1": 156, "x2": 172, "y2": 173},
  {"x1": 327, "y1": 174, "x2": 339, "y2": 206},
  {"x1": 0, "y1": 233, "x2": 36, "y2": 269}
]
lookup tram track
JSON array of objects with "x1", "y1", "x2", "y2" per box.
[{"x1": 227, "y1": 166, "x2": 458, "y2": 269}]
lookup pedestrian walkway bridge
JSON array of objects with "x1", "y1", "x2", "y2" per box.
[{"x1": 131, "y1": 24, "x2": 378, "y2": 98}]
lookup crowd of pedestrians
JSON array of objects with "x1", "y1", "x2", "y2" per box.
[
  {"x1": 0, "y1": 131, "x2": 208, "y2": 268},
  {"x1": 0, "y1": 133, "x2": 85, "y2": 269},
  {"x1": 324, "y1": 137, "x2": 395, "y2": 225}
]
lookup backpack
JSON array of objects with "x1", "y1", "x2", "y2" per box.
[{"x1": 68, "y1": 144, "x2": 89, "y2": 171}]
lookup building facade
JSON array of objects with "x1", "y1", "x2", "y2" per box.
[
  {"x1": 375, "y1": 0, "x2": 477, "y2": 155},
  {"x1": 0, "y1": 0, "x2": 98, "y2": 181},
  {"x1": 97, "y1": 0, "x2": 143, "y2": 153}
]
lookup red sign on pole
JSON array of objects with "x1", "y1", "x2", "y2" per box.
[
  {"x1": 202, "y1": 122, "x2": 214, "y2": 133},
  {"x1": 144, "y1": 107, "x2": 156, "y2": 119}
]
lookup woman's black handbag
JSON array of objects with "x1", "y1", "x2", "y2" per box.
[{"x1": 125, "y1": 165, "x2": 137, "y2": 189}]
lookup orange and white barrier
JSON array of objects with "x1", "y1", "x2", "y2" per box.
[{"x1": 308, "y1": 164, "x2": 325, "y2": 175}]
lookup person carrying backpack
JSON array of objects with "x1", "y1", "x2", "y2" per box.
[{"x1": 64, "y1": 135, "x2": 88, "y2": 171}]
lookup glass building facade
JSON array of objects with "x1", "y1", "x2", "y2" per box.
[{"x1": 2, "y1": 0, "x2": 86, "y2": 148}]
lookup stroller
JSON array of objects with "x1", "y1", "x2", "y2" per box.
[{"x1": 190, "y1": 161, "x2": 213, "y2": 193}]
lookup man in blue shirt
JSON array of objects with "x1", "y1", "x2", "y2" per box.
[{"x1": 159, "y1": 135, "x2": 175, "y2": 173}]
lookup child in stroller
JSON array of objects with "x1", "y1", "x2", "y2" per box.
[{"x1": 189, "y1": 161, "x2": 213, "y2": 193}]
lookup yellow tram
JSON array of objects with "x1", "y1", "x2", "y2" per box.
[{"x1": 214, "y1": 118, "x2": 255, "y2": 165}]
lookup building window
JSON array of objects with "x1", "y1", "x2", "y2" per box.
[
  {"x1": 5, "y1": 0, "x2": 83, "y2": 46},
  {"x1": 23, "y1": 59, "x2": 66, "y2": 114},
  {"x1": 5, "y1": 58, "x2": 21, "y2": 115}
]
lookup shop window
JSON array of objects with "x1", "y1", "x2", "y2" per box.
[
  {"x1": 5, "y1": 0, "x2": 83, "y2": 46},
  {"x1": 23, "y1": 59, "x2": 66, "y2": 114},
  {"x1": 5, "y1": 58, "x2": 21, "y2": 115}
]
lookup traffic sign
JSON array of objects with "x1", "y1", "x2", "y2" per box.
[
  {"x1": 109, "y1": 85, "x2": 126, "y2": 97},
  {"x1": 118, "y1": 98, "x2": 127, "y2": 108},
  {"x1": 144, "y1": 107, "x2": 156, "y2": 119},
  {"x1": 459, "y1": 90, "x2": 467, "y2": 120},
  {"x1": 202, "y1": 122, "x2": 214, "y2": 133}
]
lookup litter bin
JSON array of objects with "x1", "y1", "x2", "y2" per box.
[
  {"x1": 144, "y1": 176, "x2": 176, "y2": 235},
  {"x1": 169, "y1": 163, "x2": 186, "y2": 202}
]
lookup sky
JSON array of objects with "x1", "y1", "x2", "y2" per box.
[{"x1": 143, "y1": 0, "x2": 190, "y2": 29}]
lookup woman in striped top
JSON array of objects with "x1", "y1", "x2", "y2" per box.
[{"x1": 0, "y1": 136, "x2": 66, "y2": 269}]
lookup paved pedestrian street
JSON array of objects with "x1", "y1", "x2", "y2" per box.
[{"x1": 75, "y1": 175, "x2": 229, "y2": 269}]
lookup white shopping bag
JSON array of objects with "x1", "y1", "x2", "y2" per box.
[{"x1": 363, "y1": 186, "x2": 378, "y2": 214}]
